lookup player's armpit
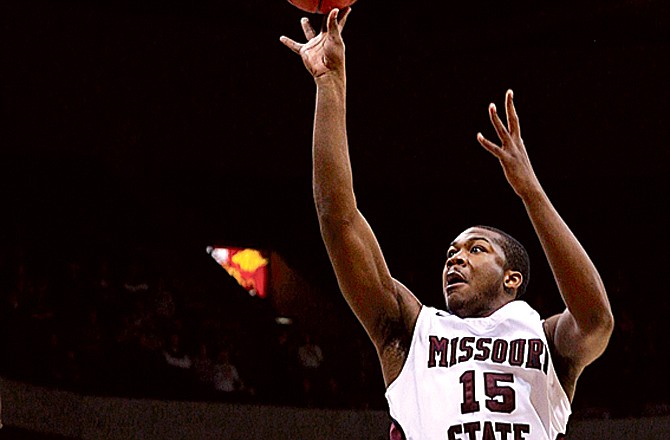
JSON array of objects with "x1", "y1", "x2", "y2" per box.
[
  {"x1": 377, "y1": 280, "x2": 422, "y2": 387},
  {"x1": 544, "y1": 309, "x2": 613, "y2": 398}
]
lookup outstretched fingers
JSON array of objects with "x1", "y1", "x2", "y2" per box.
[
  {"x1": 281, "y1": 8, "x2": 351, "y2": 52},
  {"x1": 326, "y1": 8, "x2": 340, "y2": 35},
  {"x1": 279, "y1": 35, "x2": 303, "y2": 54},
  {"x1": 505, "y1": 89, "x2": 521, "y2": 137},
  {"x1": 279, "y1": 14, "x2": 319, "y2": 53},
  {"x1": 301, "y1": 17, "x2": 317, "y2": 40},
  {"x1": 489, "y1": 103, "x2": 510, "y2": 143},
  {"x1": 477, "y1": 133, "x2": 503, "y2": 158},
  {"x1": 478, "y1": 91, "x2": 526, "y2": 160},
  {"x1": 339, "y1": 7, "x2": 352, "y2": 31},
  {"x1": 326, "y1": 7, "x2": 351, "y2": 36}
]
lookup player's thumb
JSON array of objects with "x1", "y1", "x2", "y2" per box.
[{"x1": 326, "y1": 9, "x2": 341, "y2": 36}]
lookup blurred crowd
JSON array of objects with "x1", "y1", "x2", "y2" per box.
[
  {"x1": 0, "y1": 243, "x2": 668, "y2": 418},
  {"x1": 0, "y1": 244, "x2": 385, "y2": 410}
]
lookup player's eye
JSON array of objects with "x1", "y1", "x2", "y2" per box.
[
  {"x1": 471, "y1": 245, "x2": 484, "y2": 253},
  {"x1": 447, "y1": 249, "x2": 457, "y2": 258}
]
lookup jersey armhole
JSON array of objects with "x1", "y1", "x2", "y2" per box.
[{"x1": 385, "y1": 305, "x2": 428, "y2": 392}]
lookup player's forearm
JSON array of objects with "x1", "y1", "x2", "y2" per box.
[
  {"x1": 312, "y1": 73, "x2": 357, "y2": 224},
  {"x1": 522, "y1": 187, "x2": 613, "y2": 332}
]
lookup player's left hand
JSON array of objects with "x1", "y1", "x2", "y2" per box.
[{"x1": 477, "y1": 90, "x2": 541, "y2": 199}]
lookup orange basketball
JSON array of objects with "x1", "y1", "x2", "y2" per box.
[{"x1": 287, "y1": 0, "x2": 356, "y2": 14}]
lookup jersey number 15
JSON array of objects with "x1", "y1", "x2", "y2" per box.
[{"x1": 460, "y1": 370, "x2": 515, "y2": 414}]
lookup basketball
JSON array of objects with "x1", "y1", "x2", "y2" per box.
[{"x1": 287, "y1": 0, "x2": 357, "y2": 14}]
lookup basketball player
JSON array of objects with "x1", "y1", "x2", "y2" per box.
[{"x1": 281, "y1": 9, "x2": 613, "y2": 439}]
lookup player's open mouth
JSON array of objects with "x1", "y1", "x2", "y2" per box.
[{"x1": 446, "y1": 271, "x2": 467, "y2": 291}]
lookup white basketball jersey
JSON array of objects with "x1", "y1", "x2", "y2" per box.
[{"x1": 385, "y1": 301, "x2": 570, "y2": 440}]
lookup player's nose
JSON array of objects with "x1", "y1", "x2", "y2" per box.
[{"x1": 446, "y1": 251, "x2": 466, "y2": 267}]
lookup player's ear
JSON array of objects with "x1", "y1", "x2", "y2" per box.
[{"x1": 503, "y1": 270, "x2": 523, "y2": 294}]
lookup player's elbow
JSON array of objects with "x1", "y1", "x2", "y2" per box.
[
  {"x1": 570, "y1": 305, "x2": 614, "y2": 366},
  {"x1": 595, "y1": 286, "x2": 614, "y2": 335},
  {"x1": 571, "y1": 291, "x2": 614, "y2": 344},
  {"x1": 581, "y1": 281, "x2": 614, "y2": 335},
  {"x1": 584, "y1": 308, "x2": 614, "y2": 364},
  {"x1": 584, "y1": 300, "x2": 614, "y2": 341},
  {"x1": 599, "y1": 307, "x2": 615, "y2": 338}
]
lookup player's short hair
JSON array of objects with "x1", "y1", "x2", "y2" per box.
[{"x1": 475, "y1": 225, "x2": 530, "y2": 298}]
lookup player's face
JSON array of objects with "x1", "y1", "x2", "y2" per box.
[{"x1": 443, "y1": 227, "x2": 509, "y2": 318}]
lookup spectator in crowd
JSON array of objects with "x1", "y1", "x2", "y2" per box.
[
  {"x1": 297, "y1": 332, "x2": 324, "y2": 407},
  {"x1": 192, "y1": 340, "x2": 217, "y2": 398},
  {"x1": 161, "y1": 332, "x2": 193, "y2": 398},
  {"x1": 120, "y1": 258, "x2": 151, "y2": 304},
  {"x1": 268, "y1": 327, "x2": 299, "y2": 405},
  {"x1": 153, "y1": 278, "x2": 177, "y2": 325},
  {"x1": 213, "y1": 346, "x2": 245, "y2": 399}
]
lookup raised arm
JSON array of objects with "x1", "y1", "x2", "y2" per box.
[
  {"x1": 280, "y1": 9, "x2": 421, "y2": 385},
  {"x1": 477, "y1": 90, "x2": 614, "y2": 399}
]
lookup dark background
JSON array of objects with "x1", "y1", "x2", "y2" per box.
[
  {"x1": 2, "y1": 0, "x2": 668, "y2": 301},
  {"x1": 1, "y1": 0, "x2": 669, "y2": 412}
]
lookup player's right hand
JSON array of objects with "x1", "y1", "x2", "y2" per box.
[{"x1": 280, "y1": 8, "x2": 351, "y2": 80}]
